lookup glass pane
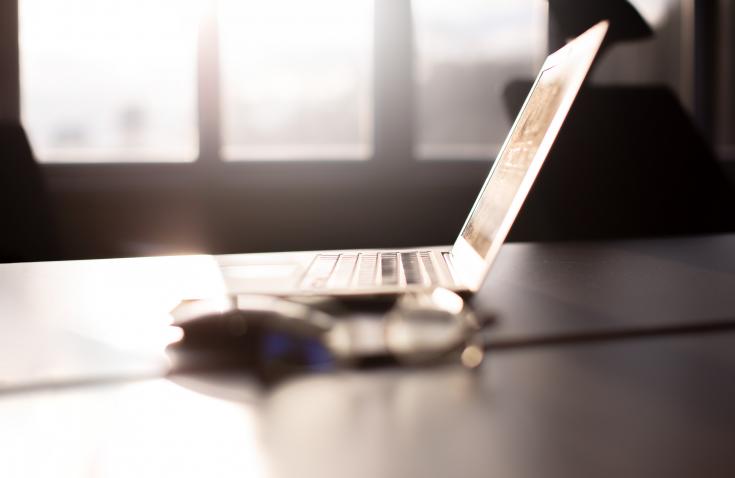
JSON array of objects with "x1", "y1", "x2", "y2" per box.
[
  {"x1": 220, "y1": 0, "x2": 373, "y2": 160},
  {"x1": 590, "y1": 0, "x2": 686, "y2": 101},
  {"x1": 413, "y1": 0, "x2": 547, "y2": 159},
  {"x1": 20, "y1": 0, "x2": 200, "y2": 163},
  {"x1": 589, "y1": 1, "x2": 735, "y2": 156}
]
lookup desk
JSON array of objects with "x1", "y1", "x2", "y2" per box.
[{"x1": 2, "y1": 234, "x2": 735, "y2": 477}]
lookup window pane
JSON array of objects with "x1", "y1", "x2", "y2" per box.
[
  {"x1": 590, "y1": 1, "x2": 735, "y2": 157},
  {"x1": 20, "y1": 0, "x2": 199, "y2": 163},
  {"x1": 591, "y1": 0, "x2": 687, "y2": 102},
  {"x1": 413, "y1": 0, "x2": 547, "y2": 159},
  {"x1": 220, "y1": 0, "x2": 373, "y2": 161}
]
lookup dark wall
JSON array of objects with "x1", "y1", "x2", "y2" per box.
[
  {"x1": 45, "y1": 164, "x2": 486, "y2": 260},
  {"x1": 44, "y1": 155, "x2": 735, "y2": 261}
]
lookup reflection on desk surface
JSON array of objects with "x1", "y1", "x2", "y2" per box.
[{"x1": 3, "y1": 332, "x2": 735, "y2": 478}]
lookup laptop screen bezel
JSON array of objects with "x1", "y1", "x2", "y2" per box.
[{"x1": 450, "y1": 21, "x2": 609, "y2": 292}]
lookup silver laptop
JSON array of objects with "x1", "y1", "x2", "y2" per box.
[{"x1": 217, "y1": 22, "x2": 609, "y2": 297}]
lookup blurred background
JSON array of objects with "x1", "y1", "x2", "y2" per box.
[{"x1": 0, "y1": 0, "x2": 733, "y2": 260}]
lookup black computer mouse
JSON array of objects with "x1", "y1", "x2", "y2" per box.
[{"x1": 166, "y1": 300, "x2": 337, "y2": 383}]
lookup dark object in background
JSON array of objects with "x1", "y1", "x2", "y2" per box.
[
  {"x1": 547, "y1": 0, "x2": 653, "y2": 52},
  {"x1": 0, "y1": 122, "x2": 59, "y2": 262},
  {"x1": 505, "y1": 84, "x2": 735, "y2": 242}
]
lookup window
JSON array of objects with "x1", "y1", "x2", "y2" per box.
[
  {"x1": 587, "y1": 0, "x2": 734, "y2": 160},
  {"x1": 19, "y1": 0, "x2": 200, "y2": 162},
  {"x1": 219, "y1": 0, "x2": 373, "y2": 161},
  {"x1": 413, "y1": 0, "x2": 546, "y2": 159},
  {"x1": 18, "y1": 0, "x2": 549, "y2": 165},
  {"x1": 20, "y1": 0, "x2": 375, "y2": 164},
  {"x1": 16, "y1": 0, "x2": 733, "y2": 165},
  {"x1": 590, "y1": 0, "x2": 689, "y2": 105}
]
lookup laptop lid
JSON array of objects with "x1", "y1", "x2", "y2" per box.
[{"x1": 451, "y1": 21, "x2": 609, "y2": 291}]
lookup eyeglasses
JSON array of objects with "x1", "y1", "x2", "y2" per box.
[
  {"x1": 168, "y1": 289, "x2": 493, "y2": 384},
  {"x1": 328, "y1": 288, "x2": 491, "y2": 369}
]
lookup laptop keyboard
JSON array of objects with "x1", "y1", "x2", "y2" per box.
[{"x1": 301, "y1": 251, "x2": 447, "y2": 290}]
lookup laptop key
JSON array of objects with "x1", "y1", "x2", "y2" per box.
[
  {"x1": 380, "y1": 253, "x2": 398, "y2": 286},
  {"x1": 327, "y1": 254, "x2": 358, "y2": 289},
  {"x1": 400, "y1": 252, "x2": 423, "y2": 285},
  {"x1": 301, "y1": 254, "x2": 339, "y2": 289},
  {"x1": 355, "y1": 253, "x2": 378, "y2": 287},
  {"x1": 420, "y1": 252, "x2": 439, "y2": 286}
]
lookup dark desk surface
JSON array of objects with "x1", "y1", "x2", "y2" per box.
[
  {"x1": 2, "y1": 234, "x2": 735, "y2": 476},
  {"x1": 3, "y1": 333, "x2": 735, "y2": 477},
  {"x1": 478, "y1": 233, "x2": 735, "y2": 343}
]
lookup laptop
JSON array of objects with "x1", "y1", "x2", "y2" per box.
[{"x1": 217, "y1": 21, "x2": 609, "y2": 297}]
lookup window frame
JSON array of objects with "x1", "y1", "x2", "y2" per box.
[
  {"x1": 3, "y1": 0, "x2": 732, "y2": 191},
  {"x1": 19, "y1": 0, "x2": 451, "y2": 188},
  {"x1": 26, "y1": 0, "x2": 492, "y2": 196},
  {"x1": 717, "y1": 0, "x2": 735, "y2": 160}
]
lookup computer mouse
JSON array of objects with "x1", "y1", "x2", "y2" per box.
[{"x1": 166, "y1": 298, "x2": 337, "y2": 382}]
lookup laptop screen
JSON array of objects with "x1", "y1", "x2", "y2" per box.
[
  {"x1": 460, "y1": 65, "x2": 566, "y2": 256},
  {"x1": 451, "y1": 21, "x2": 607, "y2": 290}
]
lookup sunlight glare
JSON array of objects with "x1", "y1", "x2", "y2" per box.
[
  {"x1": 220, "y1": 0, "x2": 372, "y2": 102},
  {"x1": 20, "y1": 0, "x2": 203, "y2": 161},
  {"x1": 220, "y1": 0, "x2": 373, "y2": 158}
]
